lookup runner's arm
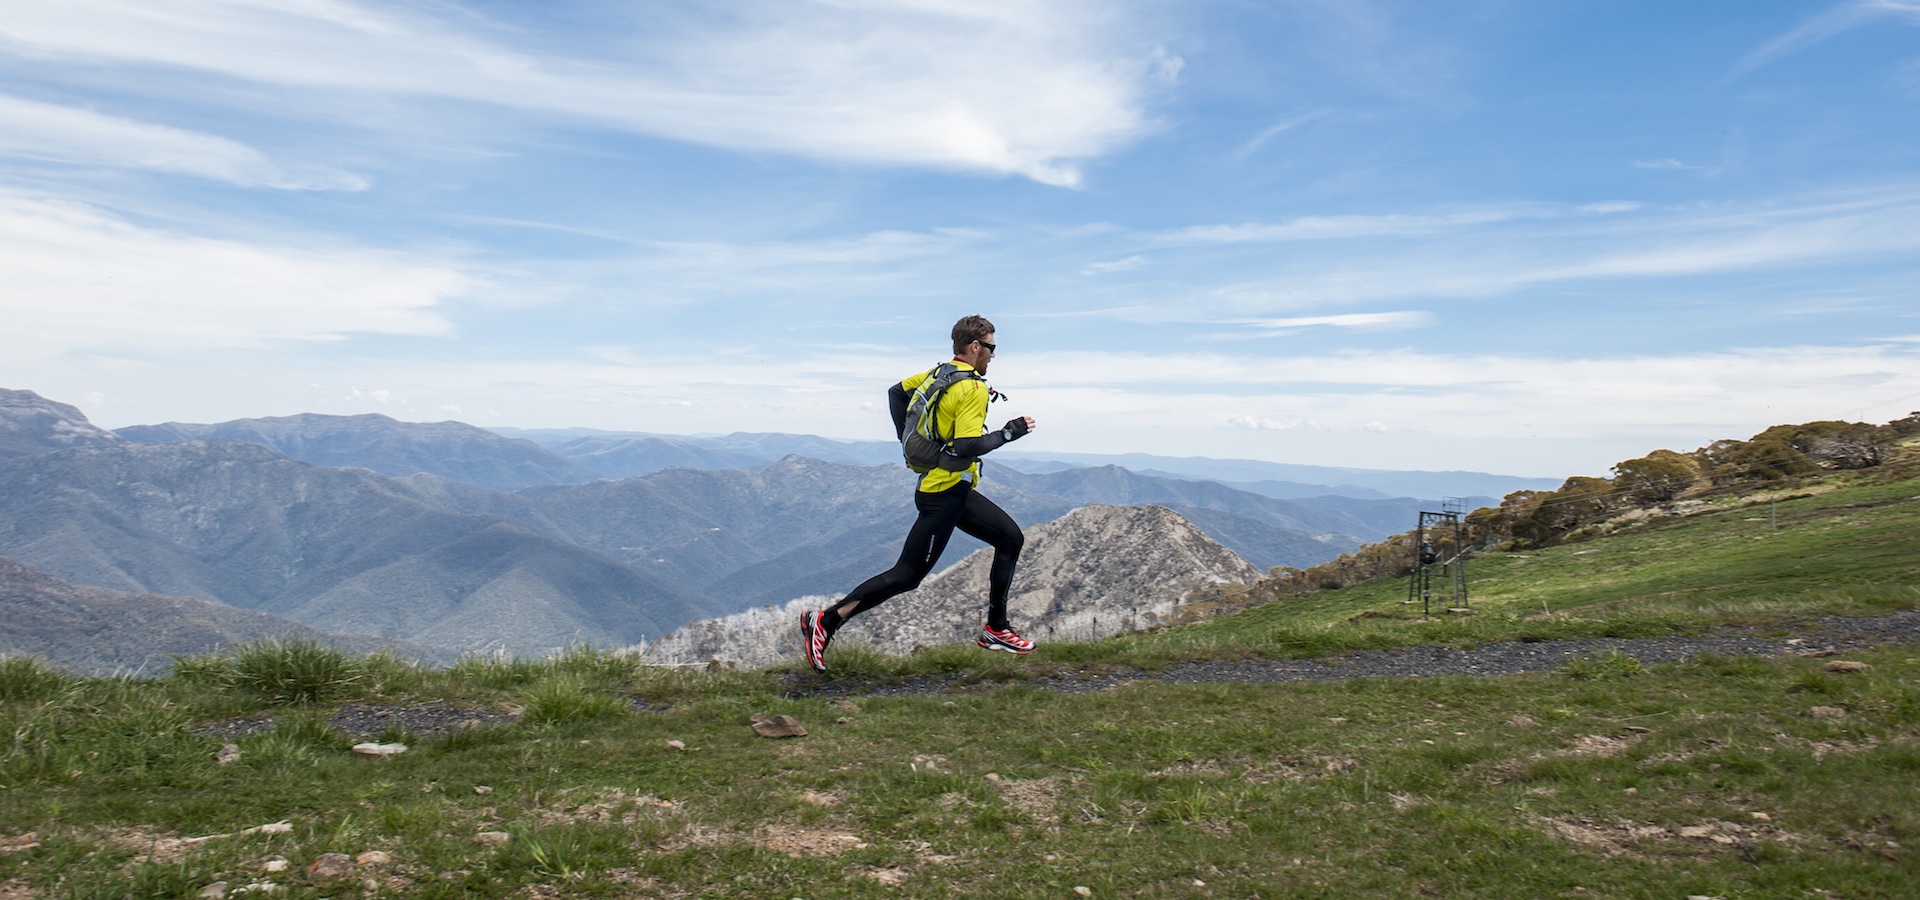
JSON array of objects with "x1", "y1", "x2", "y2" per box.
[
  {"x1": 887, "y1": 381, "x2": 910, "y2": 440},
  {"x1": 944, "y1": 382, "x2": 1028, "y2": 455}
]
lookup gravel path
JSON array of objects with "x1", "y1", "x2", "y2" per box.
[
  {"x1": 194, "y1": 700, "x2": 519, "y2": 741},
  {"x1": 193, "y1": 612, "x2": 1920, "y2": 736},
  {"x1": 783, "y1": 610, "x2": 1920, "y2": 699}
]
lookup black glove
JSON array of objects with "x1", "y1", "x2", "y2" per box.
[{"x1": 1000, "y1": 417, "x2": 1030, "y2": 441}]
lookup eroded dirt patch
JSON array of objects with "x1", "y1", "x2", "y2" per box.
[
  {"x1": 1533, "y1": 814, "x2": 1804, "y2": 858},
  {"x1": 989, "y1": 775, "x2": 1071, "y2": 825}
]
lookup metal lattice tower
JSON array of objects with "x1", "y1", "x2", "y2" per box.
[{"x1": 1405, "y1": 501, "x2": 1469, "y2": 615}]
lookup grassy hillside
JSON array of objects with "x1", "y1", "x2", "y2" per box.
[
  {"x1": 1105, "y1": 472, "x2": 1920, "y2": 667},
  {"x1": 2, "y1": 471, "x2": 1917, "y2": 898}
]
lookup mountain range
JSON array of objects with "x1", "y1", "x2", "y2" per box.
[
  {"x1": 0, "y1": 438, "x2": 702, "y2": 655},
  {"x1": 1, "y1": 387, "x2": 1548, "y2": 667},
  {"x1": 0, "y1": 557, "x2": 457, "y2": 676},
  {"x1": 494, "y1": 425, "x2": 1558, "y2": 500},
  {"x1": 118, "y1": 413, "x2": 599, "y2": 491}
]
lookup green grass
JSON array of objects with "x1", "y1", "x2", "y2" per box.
[
  {"x1": 1097, "y1": 474, "x2": 1920, "y2": 668},
  {"x1": 2, "y1": 472, "x2": 1917, "y2": 897}
]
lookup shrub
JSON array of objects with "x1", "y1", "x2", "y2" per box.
[
  {"x1": 228, "y1": 635, "x2": 366, "y2": 704},
  {"x1": 242, "y1": 711, "x2": 343, "y2": 773},
  {"x1": 549, "y1": 644, "x2": 640, "y2": 686},
  {"x1": 0, "y1": 654, "x2": 67, "y2": 703},
  {"x1": 520, "y1": 674, "x2": 631, "y2": 726},
  {"x1": 449, "y1": 651, "x2": 548, "y2": 691}
]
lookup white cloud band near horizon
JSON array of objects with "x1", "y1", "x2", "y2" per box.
[
  {"x1": 0, "y1": 189, "x2": 473, "y2": 356},
  {"x1": 43, "y1": 341, "x2": 1913, "y2": 480}
]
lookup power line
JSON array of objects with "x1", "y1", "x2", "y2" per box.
[{"x1": 1837, "y1": 389, "x2": 1920, "y2": 421}]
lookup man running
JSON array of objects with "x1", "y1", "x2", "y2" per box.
[{"x1": 800, "y1": 315, "x2": 1037, "y2": 673}]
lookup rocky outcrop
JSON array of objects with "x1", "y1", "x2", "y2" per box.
[
  {"x1": 0, "y1": 389, "x2": 122, "y2": 460},
  {"x1": 642, "y1": 504, "x2": 1265, "y2": 669}
]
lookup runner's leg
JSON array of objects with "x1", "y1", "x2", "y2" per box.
[
  {"x1": 954, "y1": 490, "x2": 1024, "y2": 631},
  {"x1": 827, "y1": 482, "x2": 972, "y2": 626}
]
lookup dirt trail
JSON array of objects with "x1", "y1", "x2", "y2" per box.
[{"x1": 782, "y1": 610, "x2": 1920, "y2": 699}]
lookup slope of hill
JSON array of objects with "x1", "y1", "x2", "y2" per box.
[
  {"x1": 0, "y1": 388, "x2": 122, "y2": 459},
  {"x1": 117, "y1": 413, "x2": 597, "y2": 491},
  {"x1": 644, "y1": 504, "x2": 1264, "y2": 668},
  {"x1": 0, "y1": 441, "x2": 702, "y2": 656},
  {"x1": 0, "y1": 557, "x2": 457, "y2": 676},
  {"x1": 4, "y1": 444, "x2": 1917, "y2": 899}
]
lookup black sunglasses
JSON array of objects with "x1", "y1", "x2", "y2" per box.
[{"x1": 978, "y1": 340, "x2": 996, "y2": 354}]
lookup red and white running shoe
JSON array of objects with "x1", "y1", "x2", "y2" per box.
[
  {"x1": 800, "y1": 610, "x2": 830, "y2": 673},
  {"x1": 976, "y1": 624, "x2": 1035, "y2": 654}
]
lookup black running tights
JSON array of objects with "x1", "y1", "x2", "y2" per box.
[{"x1": 828, "y1": 481, "x2": 1024, "y2": 630}]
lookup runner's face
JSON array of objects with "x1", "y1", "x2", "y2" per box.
[{"x1": 970, "y1": 332, "x2": 995, "y2": 374}]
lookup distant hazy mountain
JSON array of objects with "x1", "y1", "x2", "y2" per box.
[
  {"x1": 495, "y1": 426, "x2": 1555, "y2": 499},
  {"x1": 489, "y1": 456, "x2": 1074, "y2": 607},
  {"x1": 0, "y1": 441, "x2": 702, "y2": 656},
  {"x1": 991, "y1": 465, "x2": 1390, "y2": 534},
  {"x1": 117, "y1": 413, "x2": 597, "y2": 491},
  {"x1": 0, "y1": 557, "x2": 458, "y2": 676},
  {"x1": 0, "y1": 389, "x2": 123, "y2": 459},
  {"x1": 0, "y1": 390, "x2": 1515, "y2": 664},
  {"x1": 129, "y1": 408, "x2": 1545, "y2": 502},
  {"x1": 0, "y1": 405, "x2": 1358, "y2": 659},
  {"x1": 644, "y1": 504, "x2": 1266, "y2": 668},
  {"x1": 465, "y1": 457, "x2": 1359, "y2": 609},
  {"x1": 548, "y1": 434, "x2": 770, "y2": 478},
  {"x1": 997, "y1": 450, "x2": 1558, "y2": 500},
  {"x1": 495, "y1": 428, "x2": 902, "y2": 476}
]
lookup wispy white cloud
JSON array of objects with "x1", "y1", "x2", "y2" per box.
[
  {"x1": 1731, "y1": 0, "x2": 1920, "y2": 79},
  {"x1": 974, "y1": 343, "x2": 1920, "y2": 472},
  {"x1": 1230, "y1": 109, "x2": 1328, "y2": 161},
  {"x1": 0, "y1": 0, "x2": 1171, "y2": 185},
  {"x1": 1577, "y1": 201, "x2": 1643, "y2": 214},
  {"x1": 1240, "y1": 311, "x2": 1432, "y2": 333},
  {"x1": 1100, "y1": 186, "x2": 1920, "y2": 322},
  {"x1": 1511, "y1": 188, "x2": 1920, "y2": 283},
  {"x1": 1082, "y1": 255, "x2": 1146, "y2": 275},
  {"x1": 1225, "y1": 415, "x2": 1321, "y2": 431},
  {"x1": 0, "y1": 189, "x2": 476, "y2": 357},
  {"x1": 0, "y1": 93, "x2": 366, "y2": 189},
  {"x1": 1157, "y1": 208, "x2": 1527, "y2": 245},
  {"x1": 1633, "y1": 158, "x2": 1722, "y2": 176}
]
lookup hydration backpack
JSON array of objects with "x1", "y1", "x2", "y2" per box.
[{"x1": 900, "y1": 362, "x2": 984, "y2": 474}]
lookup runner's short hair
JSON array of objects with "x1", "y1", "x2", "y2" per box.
[{"x1": 951, "y1": 315, "x2": 995, "y2": 355}]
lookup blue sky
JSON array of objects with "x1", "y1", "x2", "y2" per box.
[{"x1": 3, "y1": 1, "x2": 1917, "y2": 478}]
